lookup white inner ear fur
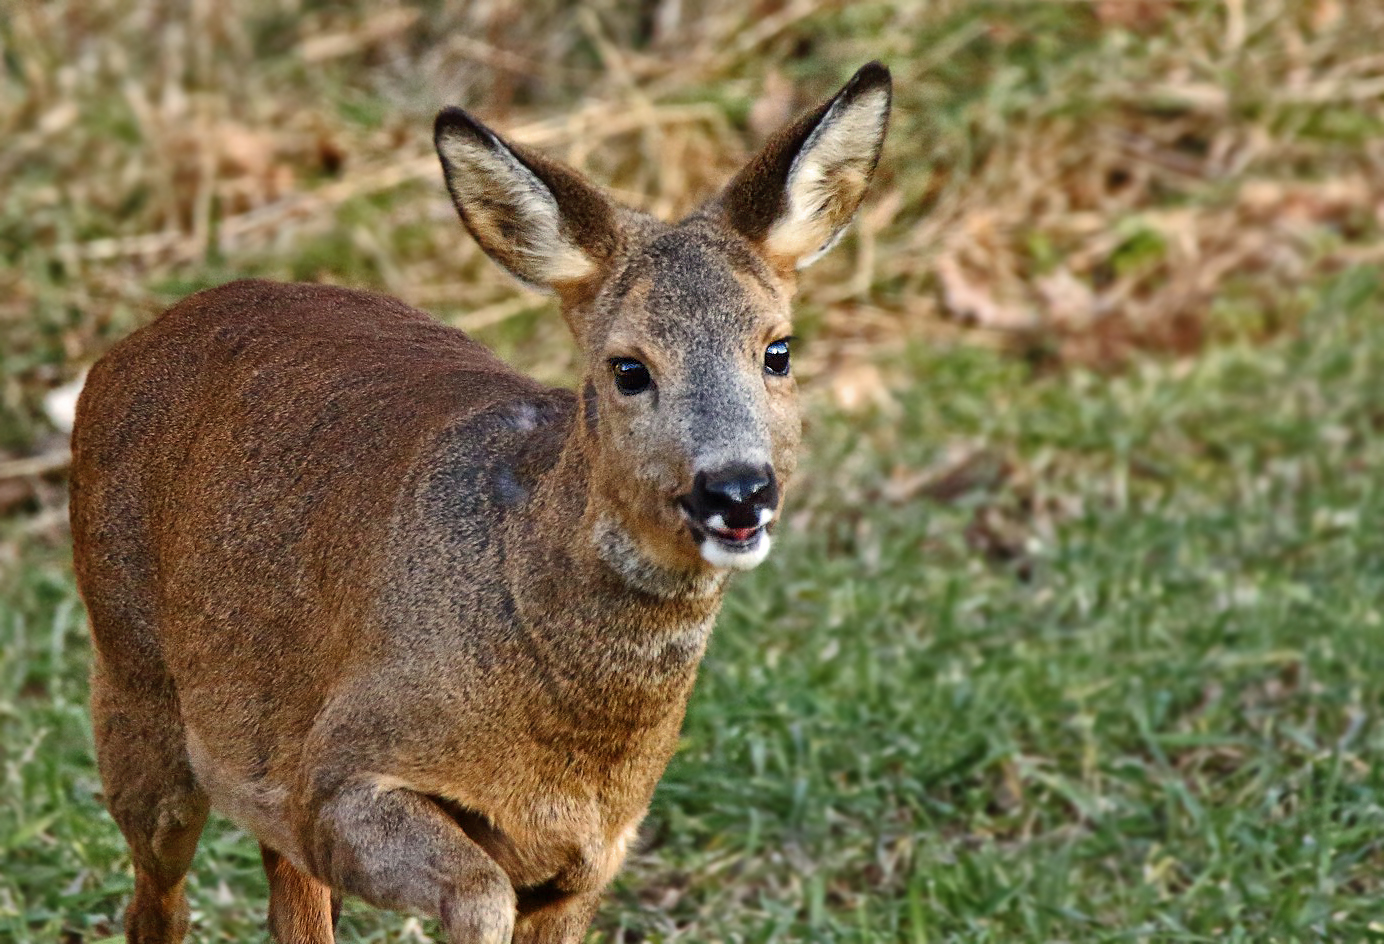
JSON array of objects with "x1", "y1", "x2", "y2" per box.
[
  {"x1": 766, "y1": 86, "x2": 890, "y2": 269},
  {"x1": 437, "y1": 131, "x2": 596, "y2": 287}
]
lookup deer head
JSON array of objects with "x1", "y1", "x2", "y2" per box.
[{"x1": 435, "y1": 63, "x2": 891, "y2": 584}]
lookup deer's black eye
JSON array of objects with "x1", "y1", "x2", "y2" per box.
[
  {"x1": 764, "y1": 338, "x2": 791, "y2": 376},
  {"x1": 610, "y1": 358, "x2": 652, "y2": 395}
]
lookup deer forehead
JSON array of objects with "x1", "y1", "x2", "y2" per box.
[{"x1": 599, "y1": 228, "x2": 790, "y2": 360}]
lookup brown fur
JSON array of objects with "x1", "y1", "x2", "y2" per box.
[{"x1": 72, "y1": 64, "x2": 890, "y2": 943}]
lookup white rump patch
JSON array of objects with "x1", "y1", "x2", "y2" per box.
[
  {"x1": 436, "y1": 131, "x2": 595, "y2": 286},
  {"x1": 44, "y1": 369, "x2": 86, "y2": 434},
  {"x1": 766, "y1": 86, "x2": 890, "y2": 269}
]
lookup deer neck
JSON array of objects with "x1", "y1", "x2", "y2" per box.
[{"x1": 503, "y1": 401, "x2": 728, "y2": 666}]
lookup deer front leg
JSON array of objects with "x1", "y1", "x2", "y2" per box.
[
  {"x1": 512, "y1": 824, "x2": 635, "y2": 944},
  {"x1": 304, "y1": 782, "x2": 516, "y2": 944},
  {"x1": 260, "y1": 843, "x2": 340, "y2": 944},
  {"x1": 513, "y1": 888, "x2": 602, "y2": 944}
]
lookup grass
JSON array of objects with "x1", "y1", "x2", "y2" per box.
[
  {"x1": 4, "y1": 0, "x2": 1384, "y2": 941},
  {"x1": 5, "y1": 266, "x2": 1384, "y2": 941},
  {"x1": 618, "y1": 266, "x2": 1384, "y2": 941}
]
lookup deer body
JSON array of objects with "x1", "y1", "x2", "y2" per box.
[{"x1": 72, "y1": 65, "x2": 890, "y2": 943}]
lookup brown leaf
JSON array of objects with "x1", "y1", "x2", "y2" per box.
[
  {"x1": 1094, "y1": 0, "x2": 1171, "y2": 32},
  {"x1": 1036, "y1": 268, "x2": 1097, "y2": 330},
  {"x1": 936, "y1": 255, "x2": 1034, "y2": 330},
  {"x1": 884, "y1": 445, "x2": 1011, "y2": 505},
  {"x1": 749, "y1": 69, "x2": 796, "y2": 145},
  {"x1": 830, "y1": 362, "x2": 896, "y2": 414}
]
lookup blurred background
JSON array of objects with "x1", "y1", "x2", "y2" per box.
[{"x1": 3, "y1": 1, "x2": 1384, "y2": 940}]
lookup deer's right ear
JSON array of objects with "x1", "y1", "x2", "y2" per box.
[{"x1": 435, "y1": 108, "x2": 620, "y2": 291}]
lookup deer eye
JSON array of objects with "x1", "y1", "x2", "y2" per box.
[
  {"x1": 764, "y1": 338, "x2": 791, "y2": 376},
  {"x1": 610, "y1": 358, "x2": 652, "y2": 395}
]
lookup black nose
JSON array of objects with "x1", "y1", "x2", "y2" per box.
[{"x1": 690, "y1": 463, "x2": 778, "y2": 528}]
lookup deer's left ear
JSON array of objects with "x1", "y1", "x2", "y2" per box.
[{"x1": 719, "y1": 62, "x2": 892, "y2": 272}]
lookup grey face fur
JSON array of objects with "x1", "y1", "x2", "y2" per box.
[
  {"x1": 436, "y1": 63, "x2": 892, "y2": 578},
  {"x1": 587, "y1": 219, "x2": 800, "y2": 571}
]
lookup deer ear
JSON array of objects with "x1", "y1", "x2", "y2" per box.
[
  {"x1": 719, "y1": 62, "x2": 891, "y2": 272},
  {"x1": 435, "y1": 108, "x2": 620, "y2": 291}
]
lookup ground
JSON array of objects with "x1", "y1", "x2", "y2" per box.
[{"x1": 2, "y1": 2, "x2": 1383, "y2": 941}]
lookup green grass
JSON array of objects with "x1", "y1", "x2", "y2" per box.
[
  {"x1": 4, "y1": 268, "x2": 1383, "y2": 942},
  {"x1": 6, "y1": 1, "x2": 1384, "y2": 940}
]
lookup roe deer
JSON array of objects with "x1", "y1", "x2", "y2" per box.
[{"x1": 70, "y1": 62, "x2": 891, "y2": 943}]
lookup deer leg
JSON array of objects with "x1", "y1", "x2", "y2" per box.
[
  {"x1": 91, "y1": 665, "x2": 209, "y2": 944},
  {"x1": 260, "y1": 844, "x2": 339, "y2": 944},
  {"x1": 306, "y1": 784, "x2": 515, "y2": 944},
  {"x1": 513, "y1": 888, "x2": 603, "y2": 944},
  {"x1": 513, "y1": 825, "x2": 635, "y2": 944}
]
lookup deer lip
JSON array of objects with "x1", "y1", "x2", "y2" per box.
[
  {"x1": 692, "y1": 519, "x2": 765, "y2": 549},
  {"x1": 709, "y1": 524, "x2": 760, "y2": 543},
  {"x1": 677, "y1": 502, "x2": 767, "y2": 549}
]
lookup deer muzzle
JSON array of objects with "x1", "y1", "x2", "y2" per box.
[{"x1": 679, "y1": 462, "x2": 779, "y2": 570}]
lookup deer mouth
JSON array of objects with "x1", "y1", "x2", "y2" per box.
[
  {"x1": 678, "y1": 503, "x2": 774, "y2": 570},
  {"x1": 705, "y1": 522, "x2": 761, "y2": 544}
]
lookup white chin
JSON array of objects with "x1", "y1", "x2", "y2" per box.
[{"x1": 699, "y1": 531, "x2": 771, "y2": 570}]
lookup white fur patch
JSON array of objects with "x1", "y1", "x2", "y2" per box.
[
  {"x1": 700, "y1": 530, "x2": 772, "y2": 570},
  {"x1": 705, "y1": 508, "x2": 776, "y2": 532},
  {"x1": 45, "y1": 369, "x2": 86, "y2": 434},
  {"x1": 508, "y1": 401, "x2": 539, "y2": 431},
  {"x1": 767, "y1": 86, "x2": 890, "y2": 269},
  {"x1": 436, "y1": 131, "x2": 595, "y2": 286},
  {"x1": 594, "y1": 515, "x2": 727, "y2": 599}
]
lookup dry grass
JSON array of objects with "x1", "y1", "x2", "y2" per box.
[
  {"x1": 4, "y1": 2, "x2": 1382, "y2": 405},
  {"x1": 0, "y1": 0, "x2": 1379, "y2": 528},
  {"x1": 1, "y1": 0, "x2": 1381, "y2": 582}
]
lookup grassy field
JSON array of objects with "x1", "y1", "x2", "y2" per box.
[{"x1": 4, "y1": 1, "x2": 1384, "y2": 941}]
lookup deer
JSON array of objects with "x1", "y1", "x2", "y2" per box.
[{"x1": 69, "y1": 62, "x2": 891, "y2": 943}]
